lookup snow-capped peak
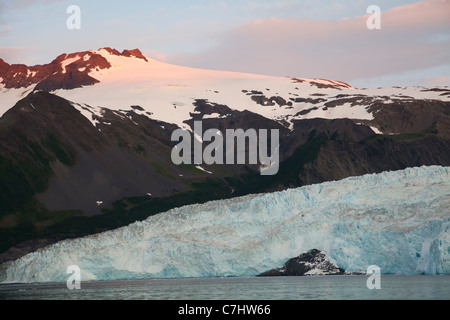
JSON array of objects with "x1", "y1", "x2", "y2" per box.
[{"x1": 1, "y1": 48, "x2": 449, "y2": 130}]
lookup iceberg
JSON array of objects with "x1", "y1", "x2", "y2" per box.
[{"x1": 1, "y1": 166, "x2": 449, "y2": 283}]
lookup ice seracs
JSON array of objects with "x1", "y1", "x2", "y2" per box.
[{"x1": 1, "y1": 166, "x2": 449, "y2": 283}]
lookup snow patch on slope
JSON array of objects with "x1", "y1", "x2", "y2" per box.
[
  {"x1": 0, "y1": 84, "x2": 35, "y2": 117},
  {"x1": 70, "y1": 102, "x2": 103, "y2": 128},
  {"x1": 61, "y1": 56, "x2": 81, "y2": 74}
]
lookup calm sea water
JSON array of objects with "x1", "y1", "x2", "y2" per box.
[{"x1": 0, "y1": 275, "x2": 449, "y2": 300}]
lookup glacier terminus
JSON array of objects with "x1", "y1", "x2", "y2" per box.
[{"x1": 0, "y1": 166, "x2": 449, "y2": 283}]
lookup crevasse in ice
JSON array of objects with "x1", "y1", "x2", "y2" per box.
[{"x1": 1, "y1": 166, "x2": 449, "y2": 283}]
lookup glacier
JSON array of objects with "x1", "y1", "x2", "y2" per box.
[{"x1": 1, "y1": 166, "x2": 449, "y2": 283}]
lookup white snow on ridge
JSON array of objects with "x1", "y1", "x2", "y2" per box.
[
  {"x1": 202, "y1": 113, "x2": 229, "y2": 119},
  {"x1": 53, "y1": 50, "x2": 450, "y2": 128},
  {"x1": 195, "y1": 165, "x2": 212, "y2": 174},
  {"x1": 51, "y1": 49, "x2": 385, "y2": 128},
  {"x1": 52, "y1": 49, "x2": 289, "y2": 129},
  {"x1": 1, "y1": 49, "x2": 449, "y2": 125},
  {"x1": 301, "y1": 102, "x2": 374, "y2": 121},
  {"x1": 1, "y1": 166, "x2": 449, "y2": 283},
  {"x1": 61, "y1": 56, "x2": 81, "y2": 74},
  {"x1": 369, "y1": 126, "x2": 383, "y2": 134},
  {"x1": 70, "y1": 102, "x2": 104, "y2": 129},
  {"x1": 0, "y1": 84, "x2": 35, "y2": 117}
]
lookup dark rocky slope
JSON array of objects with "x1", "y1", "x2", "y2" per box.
[{"x1": 1, "y1": 91, "x2": 449, "y2": 263}]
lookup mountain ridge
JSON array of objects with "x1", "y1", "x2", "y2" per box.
[
  {"x1": 0, "y1": 47, "x2": 149, "y2": 90},
  {"x1": 0, "y1": 47, "x2": 449, "y2": 263},
  {"x1": 2, "y1": 47, "x2": 449, "y2": 133}
]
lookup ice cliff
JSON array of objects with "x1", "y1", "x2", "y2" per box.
[{"x1": 1, "y1": 166, "x2": 449, "y2": 283}]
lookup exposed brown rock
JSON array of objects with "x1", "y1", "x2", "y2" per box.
[
  {"x1": 0, "y1": 48, "x2": 147, "y2": 91},
  {"x1": 100, "y1": 47, "x2": 122, "y2": 56},
  {"x1": 290, "y1": 77, "x2": 352, "y2": 90},
  {"x1": 121, "y1": 49, "x2": 148, "y2": 62},
  {"x1": 250, "y1": 94, "x2": 292, "y2": 107},
  {"x1": 0, "y1": 58, "x2": 9, "y2": 74}
]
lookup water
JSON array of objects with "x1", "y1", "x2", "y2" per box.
[{"x1": 0, "y1": 275, "x2": 449, "y2": 300}]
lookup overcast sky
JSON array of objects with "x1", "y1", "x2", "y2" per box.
[{"x1": 0, "y1": 0, "x2": 449, "y2": 88}]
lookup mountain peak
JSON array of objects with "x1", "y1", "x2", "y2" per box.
[
  {"x1": 99, "y1": 47, "x2": 122, "y2": 56},
  {"x1": 0, "y1": 48, "x2": 149, "y2": 91},
  {"x1": 98, "y1": 47, "x2": 148, "y2": 62},
  {"x1": 0, "y1": 58, "x2": 9, "y2": 74},
  {"x1": 121, "y1": 49, "x2": 148, "y2": 62}
]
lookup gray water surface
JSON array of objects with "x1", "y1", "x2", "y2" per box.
[{"x1": 1, "y1": 275, "x2": 449, "y2": 300}]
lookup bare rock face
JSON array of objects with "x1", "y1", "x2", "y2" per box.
[
  {"x1": 0, "y1": 48, "x2": 150, "y2": 91},
  {"x1": 290, "y1": 77, "x2": 353, "y2": 90},
  {"x1": 100, "y1": 47, "x2": 148, "y2": 62},
  {"x1": 0, "y1": 48, "x2": 135, "y2": 91},
  {"x1": 0, "y1": 58, "x2": 10, "y2": 75},
  {"x1": 121, "y1": 49, "x2": 149, "y2": 62},
  {"x1": 258, "y1": 249, "x2": 346, "y2": 276}
]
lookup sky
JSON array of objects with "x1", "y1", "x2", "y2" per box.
[{"x1": 0, "y1": 0, "x2": 449, "y2": 88}]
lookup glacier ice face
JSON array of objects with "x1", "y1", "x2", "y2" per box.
[{"x1": 1, "y1": 166, "x2": 449, "y2": 283}]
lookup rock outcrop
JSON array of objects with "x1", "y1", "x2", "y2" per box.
[{"x1": 258, "y1": 249, "x2": 347, "y2": 276}]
